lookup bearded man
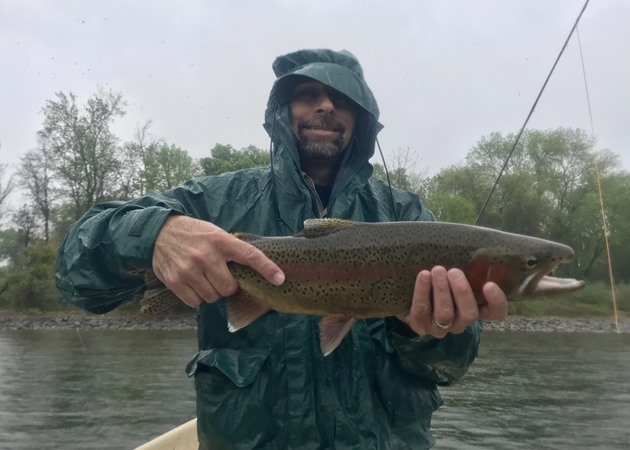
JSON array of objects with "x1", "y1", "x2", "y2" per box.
[{"x1": 56, "y1": 49, "x2": 508, "y2": 449}]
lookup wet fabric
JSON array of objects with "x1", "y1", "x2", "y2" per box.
[{"x1": 56, "y1": 48, "x2": 482, "y2": 449}]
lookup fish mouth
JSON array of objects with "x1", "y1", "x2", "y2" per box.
[
  {"x1": 521, "y1": 259, "x2": 585, "y2": 296},
  {"x1": 526, "y1": 274, "x2": 586, "y2": 296}
]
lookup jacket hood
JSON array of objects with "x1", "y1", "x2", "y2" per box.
[
  {"x1": 263, "y1": 49, "x2": 384, "y2": 189},
  {"x1": 271, "y1": 49, "x2": 380, "y2": 120}
]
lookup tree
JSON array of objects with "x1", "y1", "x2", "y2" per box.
[
  {"x1": 118, "y1": 121, "x2": 154, "y2": 199},
  {"x1": 142, "y1": 143, "x2": 200, "y2": 192},
  {"x1": 11, "y1": 205, "x2": 38, "y2": 249},
  {"x1": 18, "y1": 132, "x2": 56, "y2": 241},
  {"x1": 41, "y1": 90, "x2": 126, "y2": 219},
  {"x1": 0, "y1": 159, "x2": 15, "y2": 223},
  {"x1": 424, "y1": 127, "x2": 628, "y2": 282},
  {"x1": 372, "y1": 147, "x2": 427, "y2": 194},
  {"x1": 579, "y1": 172, "x2": 630, "y2": 283},
  {"x1": 199, "y1": 144, "x2": 269, "y2": 176},
  {"x1": 0, "y1": 228, "x2": 22, "y2": 270},
  {"x1": 0, "y1": 240, "x2": 60, "y2": 311}
]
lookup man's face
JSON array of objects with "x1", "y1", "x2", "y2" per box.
[{"x1": 289, "y1": 80, "x2": 358, "y2": 162}]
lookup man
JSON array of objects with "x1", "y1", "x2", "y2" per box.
[{"x1": 56, "y1": 49, "x2": 507, "y2": 449}]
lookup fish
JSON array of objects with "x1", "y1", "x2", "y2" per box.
[{"x1": 140, "y1": 219, "x2": 585, "y2": 355}]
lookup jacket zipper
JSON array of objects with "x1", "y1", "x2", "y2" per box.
[{"x1": 303, "y1": 173, "x2": 326, "y2": 218}]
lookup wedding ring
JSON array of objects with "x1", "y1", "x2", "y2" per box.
[{"x1": 433, "y1": 319, "x2": 453, "y2": 330}]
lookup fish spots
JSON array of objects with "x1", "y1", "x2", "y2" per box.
[{"x1": 141, "y1": 220, "x2": 582, "y2": 329}]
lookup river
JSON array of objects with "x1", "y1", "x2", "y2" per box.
[{"x1": 0, "y1": 329, "x2": 628, "y2": 449}]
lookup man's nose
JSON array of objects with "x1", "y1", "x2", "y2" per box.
[{"x1": 315, "y1": 92, "x2": 335, "y2": 112}]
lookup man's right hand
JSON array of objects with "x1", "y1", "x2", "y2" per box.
[{"x1": 151, "y1": 215, "x2": 285, "y2": 308}]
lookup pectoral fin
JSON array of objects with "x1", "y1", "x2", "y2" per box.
[
  {"x1": 319, "y1": 315, "x2": 356, "y2": 356},
  {"x1": 226, "y1": 291, "x2": 271, "y2": 332}
]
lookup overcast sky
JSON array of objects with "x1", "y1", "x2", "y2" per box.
[{"x1": 1, "y1": 0, "x2": 629, "y2": 189}]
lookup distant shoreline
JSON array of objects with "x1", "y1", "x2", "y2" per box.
[
  {"x1": 1, "y1": 313, "x2": 627, "y2": 333},
  {"x1": 482, "y1": 316, "x2": 627, "y2": 333}
]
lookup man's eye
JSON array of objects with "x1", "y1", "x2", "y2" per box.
[
  {"x1": 293, "y1": 88, "x2": 319, "y2": 101},
  {"x1": 332, "y1": 94, "x2": 352, "y2": 109}
]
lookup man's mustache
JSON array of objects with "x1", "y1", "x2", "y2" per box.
[{"x1": 297, "y1": 116, "x2": 345, "y2": 134}]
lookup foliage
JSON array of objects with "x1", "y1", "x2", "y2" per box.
[
  {"x1": 0, "y1": 228, "x2": 24, "y2": 269},
  {"x1": 200, "y1": 144, "x2": 269, "y2": 176},
  {"x1": 142, "y1": 143, "x2": 201, "y2": 192},
  {"x1": 17, "y1": 133, "x2": 57, "y2": 241},
  {"x1": 41, "y1": 90, "x2": 126, "y2": 220},
  {"x1": 4, "y1": 93, "x2": 630, "y2": 317},
  {"x1": 116, "y1": 121, "x2": 202, "y2": 198},
  {"x1": 509, "y1": 282, "x2": 630, "y2": 318},
  {"x1": 372, "y1": 147, "x2": 427, "y2": 194},
  {"x1": 11, "y1": 205, "x2": 38, "y2": 250},
  {"x1": 422, "y1": 128, "x2": 628, "y2": 284},
  {"x1": 0, "y1": 161, "x2": 15, "y2": 223},
  {"x1": 0, "y1": 240, "x2": 62, "y2": 311}
]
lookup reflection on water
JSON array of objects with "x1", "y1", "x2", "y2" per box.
[
  {"x1": 0, "y1": 329, "x2": 197, "y2": 449},
  {"x1": 0, "y1": 329, "x2": 628, "y2": 449},
  {"x1": 432, "y1": 331, "x2": 630, "y2": 449}
]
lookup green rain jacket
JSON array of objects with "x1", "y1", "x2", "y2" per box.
[{"x1": 56, "y1": 49, "x2": 482, "y2": 450}]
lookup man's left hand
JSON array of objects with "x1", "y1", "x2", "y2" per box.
[{"x1": 397, "y1": 265, "x2": 508, "y2": 338}]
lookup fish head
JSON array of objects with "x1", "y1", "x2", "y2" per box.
[{"x1": 466, "y1": 236, "x2": 585, "y2": 301}]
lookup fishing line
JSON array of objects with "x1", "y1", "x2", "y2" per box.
[
  {"x1": 376, "y1": 137, "x2": 400, "y2": 221},
  {"x1": 475, "y1": 0, "x2": 591, "y2": 226},
  {"x1": 576, "y1": 26, "x2": 620, "y2": 333}
]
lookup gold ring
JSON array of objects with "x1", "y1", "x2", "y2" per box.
[{"x1": 433, "y1": 319, "x2": 452, "y2": 330}]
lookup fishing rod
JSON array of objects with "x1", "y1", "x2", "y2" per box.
[
  {"x1": 475, "y1": 0, "x2": 591, "y2": 226},
  {"x1": 576, "y1": 26, "x2": 620, "y2": 333}
]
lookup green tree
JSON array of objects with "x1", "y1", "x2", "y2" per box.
[
  {"x1": 118, "y1": 121, "x2": 154, "y2": 199},
  {"x1": 0, "y1": 228, "x2": 22, "y2": 269},
  {"x1": 199, "y1": 144, "x2": 269, "y2": 176},
  {"x1": 18, "y1": 132, "x2": 57, "y2": 241},
  {"x1": 142, "y1": 143, "x2": 200, "y2": 192},
  {"x1": 581, "y1": 172, "x2": 630, "y2": 283},
  {"x1": 424, "y1": 128, "x2": 627, "y2": 282},
  {"x1": 0, "y1": 240, "x2": 60, "y2": 311},
  {"x1": 11, "y1": 205, "x2": 38, "y2": 250},
  {"x1": 372, "y1": 147, "x2": 426, "y2": 193},
  {"x1": 0, "y1": 160, "x2": 15, "y2": 222},
  {"x1": 41, "y1": 90, "x2": 126, "y2": 219},
  {"x1": 424, "y1": 166, "x2": 490, "y2": 224}
]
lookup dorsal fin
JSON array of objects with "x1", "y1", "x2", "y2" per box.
[{"x1": 298, "y1": 218, "x2": 358, "y2": 238}]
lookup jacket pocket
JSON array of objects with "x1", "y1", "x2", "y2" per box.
[
  {"x1": 188, "y1": 348, "x2": 279, "y2": 449},
  {"x1": 186, "y1": 347, "x2": 270, "y2": 387},
  {"x1": 371, "y1": 343, "x2": 443, "y2": 448}
]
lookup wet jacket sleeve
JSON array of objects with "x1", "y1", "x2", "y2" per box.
[{"x1": 55, "y1": 194, "x2": 188, "y2": 314}]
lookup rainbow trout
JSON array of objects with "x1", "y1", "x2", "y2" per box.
[{"x1": 140, "y1": 219, "x2": 585, "y2": 355}]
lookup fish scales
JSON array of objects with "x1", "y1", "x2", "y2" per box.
[
  {"x1": 226, "y1": 220, "x2": 576, "y2": 317},
  {"x1": 140, "y1": 219, "x2": 585, "y2": 354}
]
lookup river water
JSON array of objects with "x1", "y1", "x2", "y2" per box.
[{"x1": 0, "y1": 329, "x2": 628, "y2": 449}]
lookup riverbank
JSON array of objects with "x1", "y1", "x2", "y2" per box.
[
  {"x1": 1, "y1": 312, "x2": 627, "y2": 333},
  {"x1": 0, "y1": 312, "x2": 197, "y2": 331}
]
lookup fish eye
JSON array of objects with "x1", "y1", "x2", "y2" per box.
[{"x1": 524, "y1": 256, "x2": 538, "y2": 269}]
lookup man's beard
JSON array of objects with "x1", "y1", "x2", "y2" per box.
[{"x1": 295, "y1": 116, "x2": 347, "y2": 161}]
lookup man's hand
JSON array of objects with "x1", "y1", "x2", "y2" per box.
[
  {"x1": 397, "y1": 265, "x2": 508, "y2": 338},
  {"x1": 152, "y1": 215, "x2": 285, "y2": 308}
]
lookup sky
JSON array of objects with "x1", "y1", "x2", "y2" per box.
[{"x1": 1, "y1": 0, "x2": 629, "y2": 197}]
